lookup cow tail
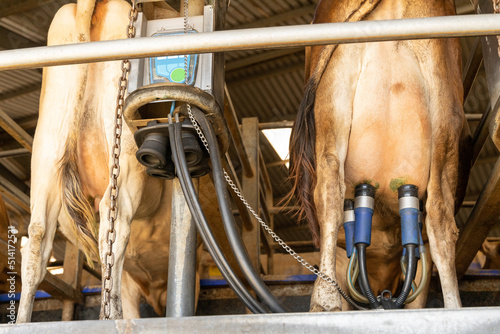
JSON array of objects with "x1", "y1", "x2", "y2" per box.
[
  {"x1": 56, "y1": 0, "x2": 98, "y2": 267},
  {"x1": 288, "y1": 0, "x2": 382, "y2": 247},
  {"x1": 59, "y1": 135, "x2": 99, "y2": 267},
  {"x1": 288, "y1": 45, "x2": 336, "y2": 247}
]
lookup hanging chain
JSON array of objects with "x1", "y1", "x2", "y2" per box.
[
  {"x1": 184, "y1": 0, "x2": 194, "y2": 118},
  {"x1": 103, "y1": 0, "x2": 138, "y2": 320}
]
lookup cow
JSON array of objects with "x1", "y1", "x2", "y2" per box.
[
  {"x1": 16, "y1": 0, "x2": 230, "y2": 321},
  {"x1": 289, "y1": 0, "x2": 471, "y2": 311}
]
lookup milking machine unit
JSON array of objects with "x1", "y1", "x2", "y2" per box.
[
  {"x1": 344, "y1": 183, "x2": 429, "y2": 309},
  {"x1": 123, "y1": 2, "x2": 286, "y2": 315},
  {"x1": 126, "y1": 5, "x2": 214, "y2": 180}
]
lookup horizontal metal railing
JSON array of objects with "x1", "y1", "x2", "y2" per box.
[{"x1": 0, "y1": 14, "x2": 499, "y2": 71}]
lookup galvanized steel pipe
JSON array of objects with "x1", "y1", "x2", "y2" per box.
[
  {"x1": 166, "y1": 179, "x2": 198, "y2": 317},
  {"x1": 0, "y1": 14, "x2": 499, "y2": 71}
]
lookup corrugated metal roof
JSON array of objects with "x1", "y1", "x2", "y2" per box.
[{"x1": 0, "y1": 90, "x2": 41, "y2": 120}]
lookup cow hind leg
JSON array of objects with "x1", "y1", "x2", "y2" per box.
[
  {"x1": 309, "y1": 143, "x2": 347, "y2": 312},
  {"x1": 425, "y1": 124, "x2": 462, "y2": 308},
  {"x1": 310, "y1": 139, "x2": 347, "y2": 312},
  {"x1": 17, "y1": 191, "x2": 61, "y2": 322},
  {"x1": 414, "y1": 35, "x2": 465, "y2": 309},
  {"x1": 17, "y1": 3, "x2": 86, "y2": 323},
  {"x1": 98, "y1": 186, "x2": 132, "y2": 320},
  {"x1": 309, "y1": 62, "x2": 355, "y2": 312},
  {"x1": 98, "y1": 159, "x2": 148, "y2": 319}
]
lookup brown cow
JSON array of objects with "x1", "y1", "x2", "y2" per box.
[
  {"x1": 17, "y1": 0, "x2": 230, "y2": 321},
  {"x1": 289, "y1": 0, "x2": 471, "y2": 311}
]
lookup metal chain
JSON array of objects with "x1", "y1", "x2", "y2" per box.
[
  {"x1": 183, "y1": 0, "x2": 197, "y2": 126},
  {"x1": 103, "y1": 0, "x2": 138, "y2": 320},
  {"x1": 186, "y1": 103, "x2": 365, "y2": 311}
]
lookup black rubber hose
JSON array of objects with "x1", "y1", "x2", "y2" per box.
[
  {"x1": 356, "y1": 243, "x2": 381, "y2": 309},
  {"x1": 395, "y1": 244, "x2": 417, "y2": 308},
  {"x1": 168, "y1": 120, "x2": 267, "y2": 314},
  {"x1": 191, "y1": 108, "x2": 287, "y2": 313},
  {"x1": 170, "y1": 121, "x2": 266, "y2": 313}
]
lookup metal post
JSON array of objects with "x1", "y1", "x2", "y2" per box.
[
  {"x1": 60, "y1": 241, "x2": 84, "y2": 321},
  {"x1": 166, "y1": 179, "x2": 198, "y2": 317}
]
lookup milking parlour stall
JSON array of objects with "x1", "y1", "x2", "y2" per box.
[{"x1": 0, "y1": 0, "x2": 499, "y2": 333}]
